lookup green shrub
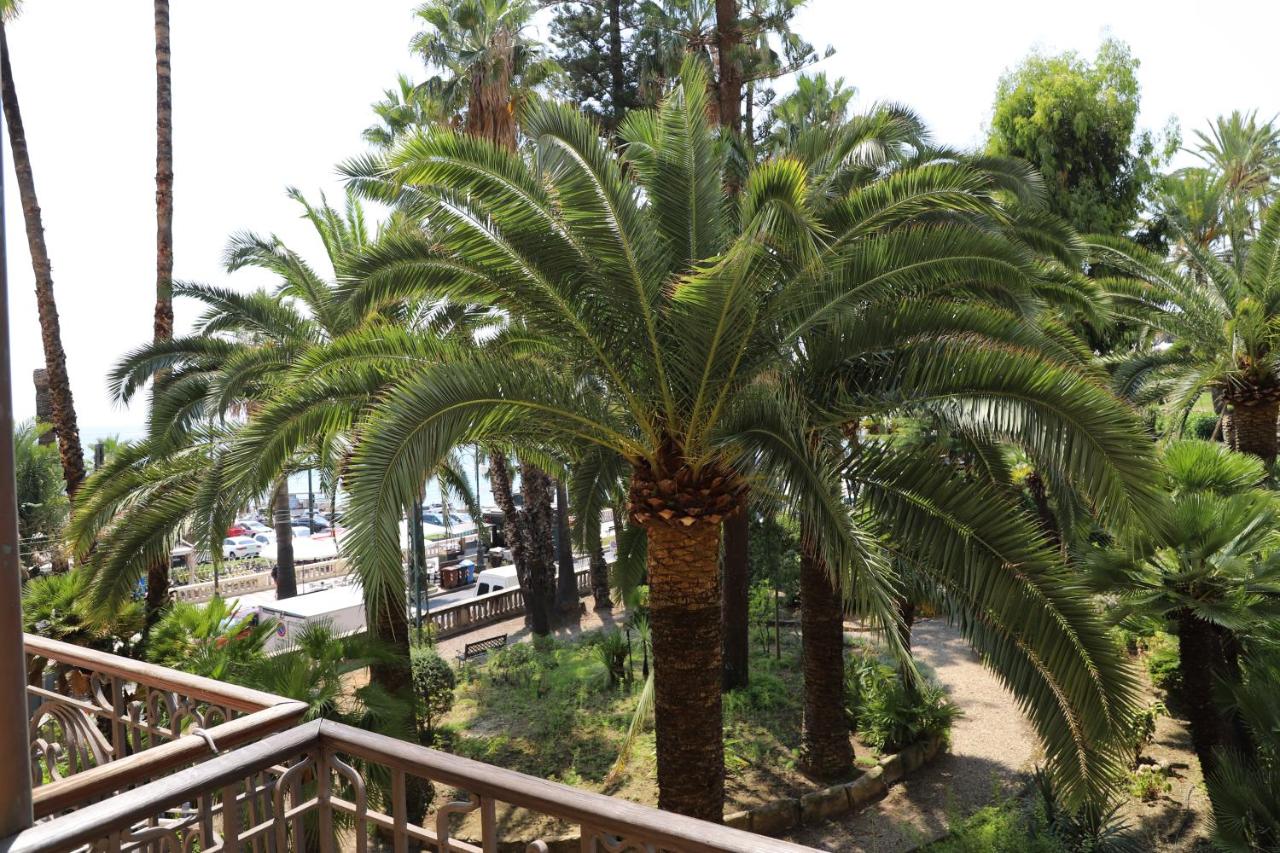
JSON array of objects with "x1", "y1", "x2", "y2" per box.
[
  {"x1": 844, "y1": 652, "x2": 960, "y2": 752},
  {"x1": 1184, "y1": 411, "x2": 1219, "y2": 440},
  {"x1": 410, "y1": 646, "x2": 456, "y2": 741},
  {"x1": 748, "y1": 582, "x2": 778, "y2": 652},
  {"x1": 924, "y1": 802, "x2": 1062, "y2": 853},
  {"x1": 1145, "y1": 631, "x2": 1182, "y2": 695},
  {"x1": 594, "y1": 630, "x2": 629, "y2": 687}
]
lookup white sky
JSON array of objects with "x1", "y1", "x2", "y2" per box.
[{"x1": 4, "y1": 0, "x2": 1279, "y2": 438}]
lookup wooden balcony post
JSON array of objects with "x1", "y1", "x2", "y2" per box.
[{"x1": 0, "y1": 118, "x2": 34, "y2": 835}]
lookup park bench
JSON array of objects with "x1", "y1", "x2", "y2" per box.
[{"x1": 458, "y1": 633, "x2": 507, "y2": 662}]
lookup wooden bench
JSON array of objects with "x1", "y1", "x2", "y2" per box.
[{"x1": 458, "y1": 634, "x2": 507, "y2": 662}]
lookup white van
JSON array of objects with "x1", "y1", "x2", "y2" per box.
[
  {"x1": 257, "y1": 584, "x2": 366, "y2": 653},
  {"x1": 474, "y1": 565, "x2": 519, "y2": 596}
]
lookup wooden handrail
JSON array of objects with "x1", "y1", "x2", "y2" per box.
[
  {"x1": 30, "y1": 700, "x2": 307, "y2": 818},
  {"x1": 23, "y1": 634, "x2": 293, "y2": 713},
  {"x1": 319, "y1": 720, "x2": 811, "y2": 852}
]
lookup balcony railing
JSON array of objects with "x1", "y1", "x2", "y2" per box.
[
  {"x1": 429, "y1": 568, "x2": 591, "y2": 640},
  {"x1": 9, "y1": 639, "x2": 812, "y2": 852},
  {"x1": 24, "y1": 634, "x2": 307, "y2": 819}
]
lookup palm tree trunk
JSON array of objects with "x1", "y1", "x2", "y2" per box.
[
  {"x1": 713, "y1": 0, "x2": 742, "y2": 133},
  {"x1": 519, "y1": 463, "x2": 554, "y2": 636},
  {"x1": 273, "y1": 478, "x2": 297, "y2": 599},
  {"x1": 1177, "y1": 609, "x2": 1233, "y2": 778},
  {"x1": 647, "y1": 518, "x2": 725, "y2": 821},
  {"x1": 589, "y1": 541, "x2": 612, "y2": 611},
  {"x1": 799, "y1": 530, "x2": 853, "y2": 781},
  {"x1": 721, "y1": 506, "x2": 749, "y2": 690},
  {"x1": 1024, "y1": 470, "x2": 1062, "y2": 551},
  {"x1": 153, "y1": 0, "x2": 174, "y2": 344},
  {"x1": 0, "y1": 24, "x2": 85, "y2": 498},
  {"x1": 1228, "y1": 399, "x2": 1278, "y2": 464},
  {"x1": 554, "y1": 479, "x2": 577, "y2": 614},
  {"x1": 607, "y1": 0, "x2": 626, "y2": 132}
]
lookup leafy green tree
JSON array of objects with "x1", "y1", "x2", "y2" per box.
[
  {"x1": 410, "y1": 645, "x2": 455, "y2": 742},
  {"x1": 987, "y1": 39, "x2": 1171, "y2": 236},
  {"x1": 145, "y1": 596, "x2": 272, "y2": 681},
  {"x1": 1191, "y1": 110, "x2": 1280, "y2": 262},
  {"x1": 548, "y1": 0, "x2": 640, "y2": 134},
  {"x1": 22, "y1": 571, "x2": 142, "y2": 652},
  {"x1": 13, "y1": 420, "x2": 67, "y2": 546},
  {"x1": 340, "y1": 60, "x2": 1156, "y2": 817},
  {"x1": 1090, "y1": 201, "x2": 1280, "y2": 462},
  {"x1": 1206, "y1": 654, "x2": 1280, "y2": 852},
  {"x1": 1085, "y1": 441, "x2": 1280, "y2": 780},
  {"x1": 760, "y1": 71, "x2": 854, "y2": 152}
]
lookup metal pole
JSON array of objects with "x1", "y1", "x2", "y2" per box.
[
  {"x1": 307, "y1": 467, "x2": 314, "y2": 532},
  {"x1": 0, "y1": 81, "x2": 36, "y2": 834}
]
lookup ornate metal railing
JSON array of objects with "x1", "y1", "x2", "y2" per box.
[
  {"x1": 429, "y1": 568, "x2": 591, "y2": 639},
  {"x1": 4, "y1": 719, "x2": 812, "y2": 852},
  {"x1": 23, "y1": 634, "x2": 306, "y2": 819}
]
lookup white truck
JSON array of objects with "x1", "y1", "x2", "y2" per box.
[{"x1": 257, "y1": 584, "x2": 366, "y2": 653}]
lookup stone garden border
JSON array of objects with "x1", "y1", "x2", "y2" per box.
[
  {"x1": 457, "y1": 736, "x2": 946, "y2": 851},
  {"x1": 725, "y1": 736, "x2": 946, "y2": 836}
]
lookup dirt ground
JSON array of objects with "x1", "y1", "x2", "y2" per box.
[{"x1": 786, "y1": 619, "x2": 1041, "y2": 852}]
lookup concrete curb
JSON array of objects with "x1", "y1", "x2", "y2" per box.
[{"x1": 724, "y1": 736, "x2": 945, "y2": 836}]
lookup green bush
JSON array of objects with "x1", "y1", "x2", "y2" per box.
[
  {"x1": 1184, "y1": 411, "x2": 1219, "y2": 440},
  {"x1": 410, "y1": 646, "x2": 456, "y2": 740},
  {"x1": 924, "y1": 802, "x2": 1063, "y2": 853},
  {"x1": 844, "y1": 652, "x2": 960, "y2": 752},
  {"x1": 1144, "y1": 631, "x2": 1182, "y2": 695}
]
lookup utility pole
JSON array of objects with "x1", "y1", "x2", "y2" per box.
[{"x1": 307, "y1": 467, "x2": 314, "y2": 532}]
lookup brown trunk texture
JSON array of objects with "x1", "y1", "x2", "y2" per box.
[
  {"x1": 721, "y1": 507, "x2": 749, "y2": 691},
  {"x1": 1, "y1": 25, "x2": 85, "y2": 498},
  {"x1": 647, "y1": 520, "x2": 725, "y2": 821},
  {"x1": 488, "y1": 452, "x2": 528, "y2": 583},
  {"x1": 589, "y1": 543, "x2": 612, "y2": 611},
  {"x1": 799, "y1": 533, "x2": 853, "y2": 781},
  {"x1": 554, "y1": 479, "x2": 577, "y2": 613},
  {"x1": 273, "y1": 478, "x2": 297, "y2": 599},
  {"x1": 520, "y1": 463, "x2": 555, "y2": 635},
  {"x1": 144, "y1": 562, "x2": 170, "y2": 627},
  {"x1": 714, "y1": 0, "x2": 742, "y2": 133},
  {"x1": 153, "y1": 0, "x2": 174, "y2": 343},
  {"x1": 32, "y1": 369, "x2": 52, "y2": 445},
  {"x1": 465, "y1": 27, "x2": 517, "y2": 151},
  {"x1": 1177, "y1": 610, "x2": 1233, "y2": 779},
  {"x1": 1025, "y1": 470, "x2": 1062, "y2": 551},
  {"x1": 1228, "y1": 398, "x2": 1278, "y2": 464}
]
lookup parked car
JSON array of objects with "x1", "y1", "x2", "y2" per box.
[
  {"x1": 292, "y1": 517, "x2": 331, "y2": 533},
  {"x1": 222, "y1": 537, "x2": 257, "y2": 560},
  {"x1": 252, "y1": 532, "x2": 274, "y2": 547},
  {"x1": 226, "y1": 525, "x2": 251, "y2": 538},
  {"x1": 290, "y1": 525, "x2": 311, "y2": 539},
  {"x1": 241, "y1": 521, "x2": 272, "y2": 536}
]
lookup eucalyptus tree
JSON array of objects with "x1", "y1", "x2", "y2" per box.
[
  {"x1": 1090, "y1": 202, "x2": 1280, "y2": 462},
  {"x1": 339, "y1": 60, "x2": 1156, "y2": 818},
  {"x1": 1085, "y1": 440, "x2": 1280, "y2": 779}
]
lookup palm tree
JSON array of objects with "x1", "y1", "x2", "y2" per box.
[
  {"x1": 0, "y1": 4, "x2": 85, "y2": 497},
  {"x1": 410, "y1": 0, "x2": 555, "y2": 146},
  {"x1": 363, "y1": 73, "x2": 443, "y2": 148},
  {"x1": 1090, "y1": 202, "x2": 1280, "y2": 462},
  {"x1": 154, "y1": 0, "x2": 173, "y2": 343},
  {"x1": 1191, "y1": 111, "x2": 1280, "y2": 261},
  {"x1": 341, "y1": 61, "x2": 1156, "y2": 817},
  {"x1": 1085, "y1": 440, "x2": 1280, "y2": 779}
]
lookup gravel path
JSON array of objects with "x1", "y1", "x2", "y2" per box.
[{"x1": 786, "y1": 619, "x2": 1040, "y2": 853}]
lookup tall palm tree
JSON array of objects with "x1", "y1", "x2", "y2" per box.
[
  {"x1": 1191, "y1": 111, "x2": 1280, "y2": 262},
  {"x1": 0, "y1": 5, "x2": 85, "y2": 497},
  {"x1": 340, "y1": 62, "x2": 1156, "y2": 817},
  {"x1": 154, "y1": 0, "x2": 173, "y2": 343},
  {"x1": 1091, "y1": 202, "x2": 1280, "y2": 462},
  {"x1": 410, "y1": 0, "x2": 555, "y2": 145},
  {"x1": 1085, "y1": 440, "x2": 1280, "y2": 779}
]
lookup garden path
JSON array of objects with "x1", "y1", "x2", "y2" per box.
[{"x1": 785, "y1": 619, "x2": 1040, "y2": 852}]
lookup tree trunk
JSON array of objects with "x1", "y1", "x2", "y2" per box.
[
  {"x1": 721, "y1": 506, "x2": 749, "y2": 691},
  {"x1": 0, "y1": 24, "x2": 85, "y2": 498},
  {"x1": 607, "y1": 0, "x2": 625, "y2": 133},
  {"x1": 32, "y1": 369, "x2": 52, "y2": 445},
  {"x1": 799, "y1": 531, "x2": 853, "y2": 781},
  {"x1": 1228, "y1": 399, "x2": 1278, "y2": 464},
  {"x1": 465, "y1": 27, "x2": 517, "y2": 150},
  {"x1": 273, "y1": 478, "x2": 297, "y2": 599},
  {"x1": 519, "y1": 463, "x2": 554, "y2": 636},
  {"x1": 713, "y1": 0, "x2": 742, "y2": 133},
  {"x1": 144, "y1": 562, "x2": 170, "y2": 628},
  {"x1": 647, "y1": 519, "x2": 725, "y2": 821},
  {"x1": 153, "y1": 0, "x2": 174, "y2": 344},
  {"x1": 589, "y1": 541, "x2": 612, "y2": 611},
  {"x1": 1176, "y1": 610, "x2": 1233, "y2": 779},
  {"x1": 554, "y1": 479, "x2": 577, "y2": 614},
  {"x1": 1024, "y1": 470, "x2": 1061, "y2": 551}
]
